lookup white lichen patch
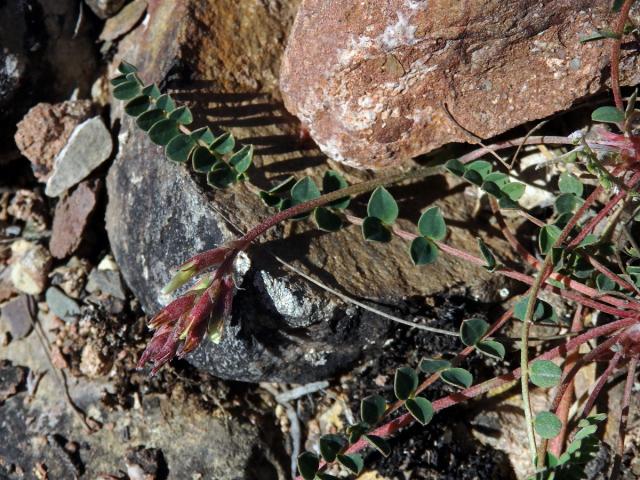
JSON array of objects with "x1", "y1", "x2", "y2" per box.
[{"x1": 380, "y1": 12, "x2": 418, "y2": 51}]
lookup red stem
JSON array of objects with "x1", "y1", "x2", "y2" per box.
[
  {"x1": 580, "y1": 350, "x2": 623, "y2": 419},
  {"x1": 611, "y1": 356, "x2": 637, "y2": 480}
]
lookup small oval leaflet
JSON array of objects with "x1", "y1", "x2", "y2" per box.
[
  {"x1": 410, "y1": 237, "x2": 438, "y2": 265},
  {"x1": 297, "y1": 452, "x2": 319, "y2": 480},
  {"x1": 314, "y1": 207, "x2": 342, "y2": 232},
  {"x1": 460, "y1": 317, "x2": 489, "y2": 346},
  {"x1": 417, "y1": 206, "x2": 446, "y2": 240},
  {"x1": 476, "y1": 340, "x2": 505, "y2": 360},
  {"x1": 124, "y1": 95, "x2": 151, "y2": 117},
  {"x1": 207, "y1": 163, "x2": 237, "y2": 189},
  {"x1": 591, "y1": 106, "x2": 624, "y2": 124},
  {"x1": 211, "y1": 132, "x2": 236, "y2": 154},
  {"x1": 155, "y1": 94, "x2": 176, "y2": 113},
  {"x1": 169, "y1": 105, "x2": 194, "y2": 125},
  {"x1": 419, "y1": 358, "x2": 451, "y2": 374},
  {"x1": 530, "y1": 360, "x2": 562, "y2": 388},
  {"x1": 191, "y1": 146, "x2": 217, "y2": 172},
  {"x1": 367, "y1": 186, "x2": 398, "y2": 225},
  {"x1": 394, "y1": 366, "x2": 418, "y2": 401},
  {"x1": 405, "y1": 397, "x2": 434, "y2": 425},
  {"x1": 291, "y1": 177, "x2": 321, "y2": 205},
  {"x1": 360, "y1": 394, "x2": 386, "y2": 425},
  {"x1": 364, "y1": 435, "x2": 391, "y2": 457},
  {"x1": 229, "y1": 145, "x2": 254, "y2": 174},
  {"x1": 558, "y1": 171, "x2": 583, "y2": 197},
  {"x1": 319, "y1": 434, "x2": 344, "y2": 462},
  {"x1": 136, "y1": 109, "x2": 166, "y2": 132},
  {"x1": 322, "y1": 170, "x2": 350, "y2": 209},
  {"x1": 336, "y1": 454, "x2": 364, "y2": 475},
  {"x1": 148, "y1": 119, "x2": 180, "y2": 146},
  {"x1": 440, "y1": 368, "x2": 473, "y2": 389},
  {"x1": 535, "y1": 411, "x2": 562, "y2": 439},
  {"x1": 165, "y1": 134, "x2": 197, "y2": 163},
  {"x1": 362, "y1": 216, "x2": 392, "y2": 243}
]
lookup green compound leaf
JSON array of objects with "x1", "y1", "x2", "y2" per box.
[
  {"x1": 513, "y1": 296, "x2": 556, "y2": 323},
  {"x1": 191, "y1": 127, "x2": 215, "y2": 146},
  {"x1": 318, "y1": 434, "x2": 345, "y2": 462},
  {"x1": 460, "y1": 317, "x2": 489, "y2": 346},
  {"x1": 445, "y1": 158, "x2": 466, "y2": 176},
  {"x1": 410, "y1": 237, "x2": 438, "y2": 266},
  {"x1": 322, "y1": 170, "x2": 350, "y2": 209},
  {"x1": 169, "y1": 105, "x2": 193, "y2": 125},
  {"x1": 191, "y1": 146, "x2": 218, "y2": 172},
  {"x1": 501, "y1": 182, "x2": 526, "y2": 201},
  {"x1": 148, "y1": 118, "x2": 180, "y2": 146},
  {"x1": 362, "y1": 216, "x2": 392, "y2": 242},
  {"x1": 476, "y1": 340, "x2": 505, "y2": 360},
  {"x1": 558, "y1": 171, "x2": 583, "y2": 197},
  {"x1": 361, "y1": 394, "x2": 386, "y2": 425},
  {"x1": 124, "y1": 95, "x2": 151, "y2": 117},
  {"x1": 466, "y1": 160, "x2": 492, "y2": 178},
  {"x1": 155, "y1": 94, "x2": 176, "y2": 113},
  {"x1": 211, "y1": 132, "x2": 236, "y2": 154},
  {"x1": 113, "y1": 80, "x2": 142, "y2": 100},
  {"x1": 539, "y1": 224, "x2": 562, "y2": 254},
  {"x1": 336, "y1": 454, "x2": 364, "y2": 475},
  {"x1": 419, "y1": 358, "x2": 451, "y2": 374},
  {"x1": 591, "y1": 106, "x2": 624, "y2": 124},
  {"x1": 530, "y1": 360, "x2": 562, "y2": 388},
  {"x1": 165, "y1": 134, "x2": 197, "y2": 163},
  {"x1": 478, "y1": 237, "x2": 498, "y2": 272},
  {"x1": 229, "y1": 145, "x2": 254, "y2": 174},
  {"x1": 314, "y1": 207, "x2": 342, "y2": 232},
  {"x1": 297, "y1": 452, "x2": 319, "y2": 480},
  {"x1": 394, "y1": 366, "x2": 418, "y2": 401},
  {"x1": 364, "y1": 435, "x2": 391, "y2": 457},
  {"x1": 291, "y1": 177, "x2": 321, "y2": 205},
  {"x1": 367, "y1": 186, "x2": 398, "y2": 225},
  {"x1": 207, "y1": 162, "x2": 237, "y2": 189},
  {"x1": 117, "y1": 60, "x2": 138, "y2": 74},
  {"x1": 418, "y1": 207, "x2": 446, "y2": 240},
  {"x1": 535, "y1": 411, "x2": 562, "y2": 439},
  {"x1": 440, "y1": 368, "x2": 473, "y2": 389},
  {"x1": 136, "y1": 109, "x2": 166, "y2": 131},
  {"x1": 405, "y1": 397, "x2": 434, "y2": 426},
  {"x1": 142, "y1": 84, "x2": 161, "y2": 99}
]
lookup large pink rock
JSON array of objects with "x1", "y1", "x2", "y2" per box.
[{"x1": 280, "y1": 0, "x2": 640, "y2": 169}]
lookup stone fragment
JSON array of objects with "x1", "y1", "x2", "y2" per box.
[
  {"x1": 0, "y1": 266, "x2": 15, "y2": 302},
  {"x1": 124, "y1": 446, "x2": 165, "y2": 480},
  {"x1": 14, "y1": 101, "x2": 94, "y2": 182},
  {"x1": 0, "y1": 360, "x2": 26, "y2": 404},
  {"x1": 10, "y1": 240, "x2": 52, "y2": 295},
  {"x1": 8, "y1": 189, "x2": 48, "y2": 232},
  {"x1": 49, "y1": 180, "x2": 101, "y2": 258},
  {"x1": 0, "y1": 295, "x2": 35, "y2": 339},
  {"x1": 86, "y1": 269, "x2": 126, "y2": 300},
  {"x1": 79, "y1": 343, "x2": 111, "y2": 378},
  {"x1": 99, "y1": 0, "x2": 148, "y2": 42},
  {"x1": 49, "y1": 257, "x2": 91, "y2": 299},
  {"x1": 280, "y1": 0, "x2": 640, "y2": 168},
  {"x1": 45, "y1": 287, "x2": 81, "y2": 322},
  {"x1": 45, "y1": 117, "x2": 113, "y2": 197},
  {"x1": 85, "y1": 0, "x2": 126, "y2": 19},
  {"x1": 0, "y1": 48, "x2": 25, "y2": 109}
]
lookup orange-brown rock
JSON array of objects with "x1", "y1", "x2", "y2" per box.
[{"x1": 280, "y1": 0, "x2": 640, "y2": 169}]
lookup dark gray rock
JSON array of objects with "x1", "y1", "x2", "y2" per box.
[
  {"x1": 106, "y1": 0, "x2": 512, "y2": 383},
  {"x1": 0, "y1": 295, "x2": 35, "y2": 340},
  {"x1": 45, "y1": 286, "x2": 81, "y2": 321}
]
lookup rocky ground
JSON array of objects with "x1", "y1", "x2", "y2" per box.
[{"x1": 1, "y1": 1, "x2": 640, "y2": 479}]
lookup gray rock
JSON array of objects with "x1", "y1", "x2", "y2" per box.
[
  {"x1": 107, "y1": 0, "x2": 512, "y2": 383},
  {"x1": 0, "y1": 295, "x2": 35, "y2": 340},
  {"x1": 45, "y1": 286, "x2": 81, "y2": 321},
  {"x1": 86, "y1": 268, "x2": 126, "y2": 300},
  {"x1": 0, "y1": 48, "x2": 25, "y2": 109},
  {"x1": 45, "y1": 117, "x2": 113, "y2": 197}
]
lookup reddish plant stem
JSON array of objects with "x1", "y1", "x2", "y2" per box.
[
  {"x1": 611, "y1": 356, "x2": 638, "y2": 480},
  {"x1": 489, "y1": 197, "x2": 539, "y2": 268},
  {"x1": 549, "y1": 305, "x2": 584, "y2": 457},
  {"x1": 457, "y1": 136, "x2": 574, "y2": 164},
  {"x1": 610, "y1": 0, "x2": 635, "y2": 111},
  {"x1": 589, "y1": 256, "x2": 638, "y2": 293},
  {"x1": 568, "y1": 171, "x2": 640, "y2": 249},
  {"x1": 302, "y1": 317, "x2": 639, "y2": 479},
  {"x1": 580, "y1": 350, "x2": 623, "y2": 419}
]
